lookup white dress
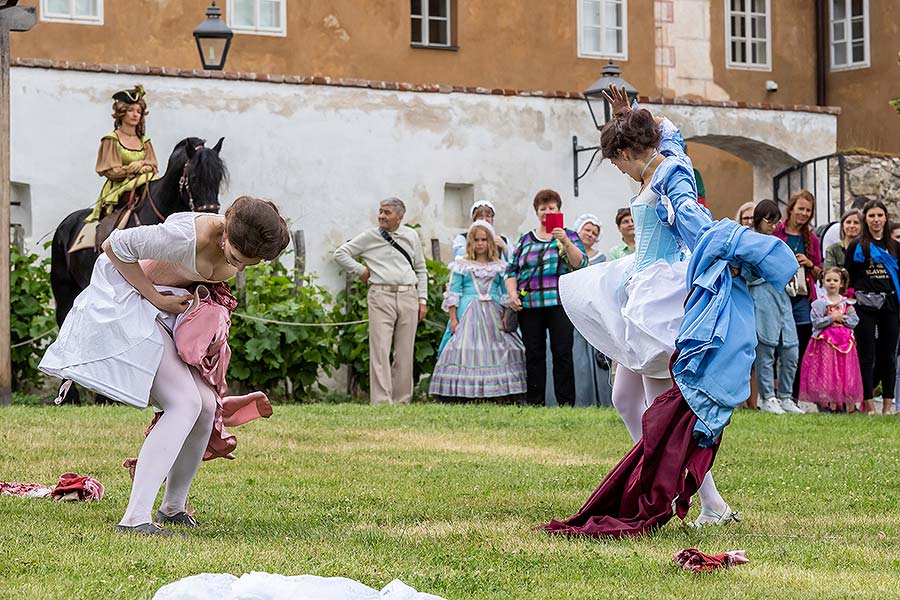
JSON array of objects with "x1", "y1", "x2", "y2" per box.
[
  {"x1": 39, "y1": 213, "x2": 217, "y2": 408},
  {"x1": 558, "y1": 185, "x2": 689, "y2": 379}
]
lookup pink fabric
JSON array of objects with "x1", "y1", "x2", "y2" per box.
[
  {"x1": 125, "y1": 282, "x2": 272, "y2": 472},
  {"x1": 0, "y1": 481, "x2": 52, "y2": 498},
  {"x1": 50, "y1": 472, "x2": 105, "y2": 501},
  {"x1": 175, "y1": 284, "x2": 233, "y2": 397},
  {"x1": 674, "y1": 548, "x2": 749, "y2": 572},
  {"x1": 204, "y1": 392, "x2": 273, "y2": 461},
  {"x1": 798, "y1": 304, "x2": 863, "y2": 407}
]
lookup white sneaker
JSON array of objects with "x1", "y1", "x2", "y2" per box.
[
  {"x1": 780, "y1": 398, "x2": 804, "y2": 414},
  {"x1": 760, "y1": 397, "x2": 785, "y2": 414}
]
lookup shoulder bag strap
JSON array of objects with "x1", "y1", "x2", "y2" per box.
[{"x1": 379, "y1": 228, "x2": 415, "y2": 270}]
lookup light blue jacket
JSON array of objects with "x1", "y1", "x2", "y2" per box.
[
  {"x1": 743, "y1": 269, "x2": 798, "y2": 348},
  {"x1": 674, "y1": 220, "x2": 799, "y2": 447}
]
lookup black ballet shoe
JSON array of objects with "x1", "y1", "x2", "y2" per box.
[
  {"x1": 114, "y1": 522, "x2": 186, "y2": 538},
  {"x1": 155, "y1": 510, "x2": 200, "y2": 528}
]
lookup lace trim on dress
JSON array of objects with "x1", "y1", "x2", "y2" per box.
[{"x1": 448, "y1": 258, "x2": 507, "y2": 278}]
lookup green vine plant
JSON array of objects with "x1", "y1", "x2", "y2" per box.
[{"x1": 10, "y1": 242, "x2": 58, "y2": 392}]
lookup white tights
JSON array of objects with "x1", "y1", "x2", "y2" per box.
[
  {"x1": 118, "y1": 324, "x2": 217, "y2": 527},
  {"x1": 611, "y1": 366, "x2": 728, "y2": 515}
]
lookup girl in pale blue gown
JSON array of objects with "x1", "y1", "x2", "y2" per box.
[{"x1": 430, "y1": 221, "x2": 526, "y2": 401}]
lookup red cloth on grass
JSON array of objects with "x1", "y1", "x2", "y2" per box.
[
  {"x1": 674, "y1": 548, "x2": 748, "y2": 572},
  {"x1": 541, "y1": 383, "x2": 718, "y2": 538},
  {"x1": 50, "y1": 472, "x2": 104, "y2": 501}
]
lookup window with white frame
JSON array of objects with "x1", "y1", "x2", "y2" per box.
[
  {"x1": 40, "y1": 0, "x2": 103, "y2": 25},
  {"x1": 227, "y1": 0, "x2": 286, "y2": 37},
  {"x1": 411, "y1": 0, "x2": 452, "y2": 47},
  {"x1": 830, "y1": 0, "x2": 869, "y2": 70},
  {"x1": 578, "y1": 0, "x2": 627, "y2": 59},
  {"x1": 725, "y1": 0, "x2": 770, "y2": 70}
]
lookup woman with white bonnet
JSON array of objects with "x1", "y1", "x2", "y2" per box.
[
  {"x1": 574, "y1": 213, "x2": 606, "y2": 265},
  {"x1": 452, "y1": 199, "x2": 510, "y2": 262},
  {"x1": 546, "y1": 213, "x2": 613, "y2": 407}
]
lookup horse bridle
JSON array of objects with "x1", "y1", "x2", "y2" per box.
[
  {"x1": 134, "y1": 147, "x2": 220, "y2": 225},
  {"x1": 178, "y1": 156, "x2": 219, "y2": 214}
]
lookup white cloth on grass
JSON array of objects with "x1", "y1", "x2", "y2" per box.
[{"x1": 152, "y1": 572, "x2": 447, "y2": 600}]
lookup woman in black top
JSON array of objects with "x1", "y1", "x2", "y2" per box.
[{"x1": 844, "y1": 200, "x2": 900, "y2": 414}]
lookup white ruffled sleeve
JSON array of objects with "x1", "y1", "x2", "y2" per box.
[
  {"x1": 108, "y1": 213, "x2": 196, "y2": 266},
  {"x1": 441, "y1": 270, "x2": 465, "y2": 312}
]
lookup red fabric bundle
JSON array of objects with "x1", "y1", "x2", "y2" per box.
[
  {"x1": 49, "y1": 472, "x2": 104, "y2": 501},
  {"x1": 674, "y1": 548, "x2": 749, "y2": 572}
]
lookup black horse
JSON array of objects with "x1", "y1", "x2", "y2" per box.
[{"x1": 49, "y1": 136, "x2": 228, "y2": 403}]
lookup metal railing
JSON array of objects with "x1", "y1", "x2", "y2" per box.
[{"x1": 772, "y1": 153, "x2": 847, "y2": 226}]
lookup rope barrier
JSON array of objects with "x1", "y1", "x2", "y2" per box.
[
  {"x1": 231, "y1": 312, "x2": 368, "y2": 327},
  {"x1": 11, "y1": 328, "x2": 57, "y2": 349},
  {"x1": 231, "y1": 312, "x2": 447, "y2": 330}
]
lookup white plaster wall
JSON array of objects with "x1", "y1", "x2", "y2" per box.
[
  {"x1": 10, "y1": 68, "x2": 838, "y2": 293},
  {"x1": 10, "y1": 67, "x2": 637, "y2": 291}
]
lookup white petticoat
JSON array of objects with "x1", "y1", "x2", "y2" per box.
[
  {"x1": 152, "y1": 572, "x2": 446, "y2": 600},
  {"x1": 559, "y1": 254, "x2": 687, "y2": 379},
  {"x1": 39, "y1": 255, "x2": 182, "y2": 408}
]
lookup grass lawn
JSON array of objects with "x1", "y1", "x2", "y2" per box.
[{"x1": 2, "y1": 403, "x2": 900, "y2": 599}]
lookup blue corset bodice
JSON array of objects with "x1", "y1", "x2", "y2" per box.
[{"x1": 631, "y1": 201, "x2": 684, "y2": 273}]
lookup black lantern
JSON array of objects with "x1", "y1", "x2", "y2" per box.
[
  {"x1": 582, "y1": 61, "x2": 639, "y2": 129},
  {"x1": 572, "y1": 61, "x2": 639, "y2": 196},
  {"x1": 193, "y1": 1, "x2": 233, "y2": 71}
]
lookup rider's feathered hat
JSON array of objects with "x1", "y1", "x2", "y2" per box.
[{"x1": 112, "y1": 85, "x2": 146, "y2": 104}]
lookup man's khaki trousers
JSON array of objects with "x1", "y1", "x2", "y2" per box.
[{"x1": 367, "y1": 284, "x2": 419, "y2": 405}]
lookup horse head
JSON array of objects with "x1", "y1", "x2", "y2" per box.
[{"x1": 180, "y1": 137, "x2": 228, "y2": 214}]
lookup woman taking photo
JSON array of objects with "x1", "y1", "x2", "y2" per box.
[
  {"x1": 86, "y1": 85, "x2": 159, "y2": 223},
  {"x1": 545, "y1": 214, "x2": 613, "y2": 407},
  {"x1": 505, "y1": 189, "x2": 587, "y2": 407},
  {"x1": 41, "y1": 196, "x2": 290, "y2": 536},
  {"x1": 824, "y1": 209, "x2": 862, "y2": 269},
  {"x1": 774, "y1": 190, "x2": 822, "y2": 408},
  {"x1": 845, "y1": 200, "x2": 900, "y2": 415}
]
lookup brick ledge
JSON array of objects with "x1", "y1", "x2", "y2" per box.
[{"x1": 11, "y1": 58, "x2": 842, "y2": 116}]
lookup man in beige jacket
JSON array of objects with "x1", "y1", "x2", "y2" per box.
[{"x1": 334, "y1": 197, "x2": 428, "y2": 404}]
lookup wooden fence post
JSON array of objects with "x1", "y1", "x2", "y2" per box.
[
  {"x1": 11, "y1": 223, "x2": 22, "y2": 252},
  {"x1": 0, "y1": 6, "x2": 37, "y2": 407},
  {"x1": 292, "y1": 229, "x2": 305, "y2": 294},
  {"x1": 430, "y1": 238, "x2": 441, "y2": 262},
  {"x1": 235, "y1": 270, "x2": 246, "y2": 305}
]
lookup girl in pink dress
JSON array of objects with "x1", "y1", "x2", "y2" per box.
[{"x1": 798, "y1": 267, "x2": 864, "y2": 412}]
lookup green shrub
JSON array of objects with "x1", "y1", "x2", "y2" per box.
[
  {"x1": 10, "y1": 243, "x2": 57, "y2": 392},
  {"x1": 228, "y1": 261, "x2": 339, "y2": 402}
]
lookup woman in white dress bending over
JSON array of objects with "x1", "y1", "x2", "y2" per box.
[
  {"x1": 559, "y1": 86, "x2": 736, "y2": 525},
  {"x1": 41, "y1": 196, "x2": 290, "y2": 536}
]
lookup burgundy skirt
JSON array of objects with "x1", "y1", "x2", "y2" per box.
[{"x1": 541, "y1": 384, "x2": 719, "y2": 538}]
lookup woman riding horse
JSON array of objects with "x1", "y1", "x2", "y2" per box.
[{"x1": 85, "y1": 85, "x2": 159, "y2": 223}]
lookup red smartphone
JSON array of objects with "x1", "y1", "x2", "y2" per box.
[{"x1": 544, "y1": 213, "x2": 564, "y2": 231}]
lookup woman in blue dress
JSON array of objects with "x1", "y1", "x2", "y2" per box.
[{"x1": 559, "y1": 86, "x2": 735, "y2": 525}]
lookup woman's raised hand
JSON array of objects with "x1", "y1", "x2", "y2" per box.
[{"x1": 601, "y1": 84, "x2": 631, "y2": 117}]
